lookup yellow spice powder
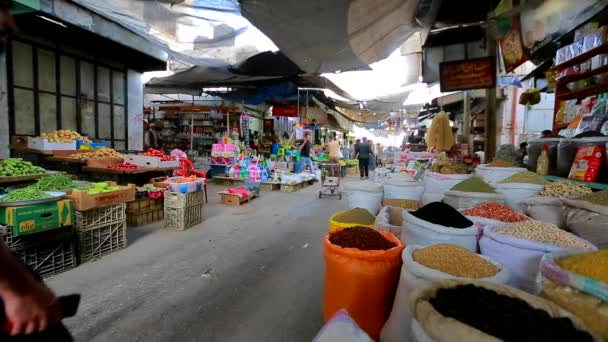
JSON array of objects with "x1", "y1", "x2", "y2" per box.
[{"x1": 557, "y1": 249, "x2": 608, "y2": 283}]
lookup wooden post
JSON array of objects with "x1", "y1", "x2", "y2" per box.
[{"x1": 485, "y1": 17, "x2": 498, "y2": 162}]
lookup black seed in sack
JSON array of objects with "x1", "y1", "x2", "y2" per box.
[
  {"x1": 411, "y1": 202, "x2": 473, "y2": 228},
  {"x1": 429, "y1": 284, "x2": 593, "y2": 342}
]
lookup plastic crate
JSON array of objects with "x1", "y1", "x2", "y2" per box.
[
  {"x1": 1, "y1": 227, "x2": 77, "y2": 278},
  {"x1": 164, "y1": 191, "x2": 205, "y2": 208},
  {"x1": 75, "y1": 203, "x2": 126, "y2": 228},
  {"x1": 77, "y1": 220, "x2": 127, "y2": 260},
  {"x1": 164, "y1": 203, "x2": 203, "y2": 231}
]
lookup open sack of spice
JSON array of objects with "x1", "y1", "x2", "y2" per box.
[
  {"x1": 461, "y1": 202, "x2": 529, "y2": 231},
  {"x1": 329, "y1": 208, "x2": 375, "y2": 231},
  {"x1": 479, "y1": 220, "x2": 596, "y2": 293},
  {"x1": 381, "y1": 244, "x2": 509, "y2": 342},
  {"x1": 343, "y1": 182, "x2": 384, "y2": 215},
  {"x1": 538, "y1": 249, "x2": 608, "y2": 340},
  {"x1": 494, "y1": 171, "x2": 548, "y2": 213},
  {"x1": 323, "y1": 226, "x2": 404, "y2": 340},
  {"x1": 410, "y1": 280, "x2": 600, "y2": 342},
  {"x1": 382, "y1": 173, "x2": 424, "y2": 201},
  {"x1": 523, "y1": 181, "x2": 592, "y2": 229},
  {"x1": 401, "y1": 202, "x2": 478, "y2": 251},
  {"x1": 443, "y1": 177, "x2": 504, "y2": 210},
  {"x1": 563, "y1": 190, "x2": 608, "y2": 248}
]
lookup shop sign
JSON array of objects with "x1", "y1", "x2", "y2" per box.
[
  {"x1": 439, "y1": 57, "x2": 496, "y2": 92},
  {"x1": 272, "y1": 106, "x2": 298, "y2": 117}
]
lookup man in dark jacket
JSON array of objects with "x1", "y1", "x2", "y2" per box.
[{"x1": 355, "y1": 137, "x2": 373, "y2": 180}]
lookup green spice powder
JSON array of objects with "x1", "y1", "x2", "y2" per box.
[{"x1": 451, "y1": 177, "x2": 496, "y2": 193}]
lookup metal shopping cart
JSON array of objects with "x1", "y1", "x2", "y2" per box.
[{"x1": 318, "y1": 163, "x2": 342, "y2": 199}]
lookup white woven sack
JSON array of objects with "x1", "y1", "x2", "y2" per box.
[
  {"x1": 375, "y1": 205, "x2": 403, "y2": 237},
  {"x1": 479, "y1": 225, "x2": 595, "y2": 293},
  {"x1": 495, "y1": 183, "x2": 544, "y2": 213},
  {"x1": 563, "y1": 198, "x2": 608, "y2": 248},
  {"x1": 401, "y1": 211, "x2": 478, "y2": 251},
  {"x1": 384, "y1": 182, "x2": 425, "y2": 201},
  {"x1": 464, "y1": 216, "x2": 505, "y2": 232},
  {"x1": 475, "y1": 164, "x2": 526, "y2": 185},
  {"x1": 381, "y1": 246, "x2": 509, "y2": 342},
  {"x1": 443, "y1": 190, "x2": 504, "y2": 210},
  {"x1": 421, "y1": 192, "x2": 443, "y2": 205},
  {"x1": 423, "y1": 171, "x2": 472, "y2": 195},
  {"x1": 373, "y1": 168, "x2": 391, "y2": 183},
  {"x1": 411, "y1": 319, "x2": 433, "y2": 342},
  {"x1": 523, "y1": 197, "x2": 565, "y2": 228},
  {"x1": 344, "y1": 181, "x2": 384, "y2": 215}
]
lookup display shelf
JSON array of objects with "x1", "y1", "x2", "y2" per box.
[
  {"x1": 543, "y1": 175, "x2": 608, "y2": 191},
  {"x1": 556, "y1": 83, "x2": 608, "y2": 101},
  {"x1": 556, "y1": 63, "x2": 608, "y2": 85},
  {"x1": 556, "y1": 43, "x2": 608, "y2": 70}
]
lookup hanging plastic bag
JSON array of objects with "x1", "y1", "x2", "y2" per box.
[{"x1": 323, "y1": 229, "x2": 404, "y2": 340}]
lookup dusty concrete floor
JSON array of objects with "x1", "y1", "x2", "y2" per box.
[{"x1": 48, "y1": 181, "x2": 347, "y2": 342}]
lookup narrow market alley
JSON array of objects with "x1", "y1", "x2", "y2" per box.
[{"x1": 48, "y1": 183, "x2": 344, "y2": 342}]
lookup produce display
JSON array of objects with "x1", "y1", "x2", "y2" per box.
[
  {"x1": 429, "y1": 284, "x2": 593, "y2": 341},
  {"x1": 487, "y1": 160, "x2": 516, "y2": 167},
  {"x1": 499, "y1": 171, "x2": 548, "y2": 185},
  {"x1": 329, "y1": 226, "x2": 396, "y2": 251},
  {"x1": 0, "y1": 159, "x2": 45, "y2": 177},
  {"x1": 170, "y1": 176, "x2": 200, "y2": 183},
  {"x1": 142, "y1": 148, "x2": 175, "y2": 161},
  {"x1": 0, "y1": 187, "x2": 52, "y2": 202},
  {"x1": 557, "y1": 249, "x2": 608, "y2": 283},
  {"x1": 34, "y1": 174, "x2": 74, "y2": 191},
  {"x1": 86, "y1": 182, "x2": 120, "y2": 195},
  {"x1": 411, "y1": 202, "x2": 473, "y2": 228},
  {"x1": 429, "y1": 156, "x2": 468, "y2": 174},
  {"x1": 574, "y1": 189, "x2": 608, "y2": 206},
  {"x1": 412, "y1": 244, "x2": 499, "y2": 278},
  {"x1": 107, "y1": 162, "x2": 141, "y2": 170},
  {"x1": 538, "y1": 182, "x2": 592, "y2": 197},
  {"x1": 40, "y1": 129, "x2": 84, "y2": 143},
  {"x1": 494, "y1": 220, "x2": 594, "y2": 249},
  {"x1": 69, "y1": 148, "x2": 123, "y2": 160},
  {"x1": 450, "y1": 177, "x2": 495, "y2": 193},
  {"x1": 333, "y1": 208, "x2": 375, "y2": 225},
  {"x1": 426, "y1": 112, "x2": 454, "y2": 152},
  {"x1": 462, "y1": 202, "x2": 528, "y2": 222}
]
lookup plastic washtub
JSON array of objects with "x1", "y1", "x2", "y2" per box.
[{"x1": 167, "y1": 177, "x2": 204, "y2": 193}]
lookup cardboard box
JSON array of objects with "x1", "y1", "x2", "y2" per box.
[
  {"x1": 27, "y1": 137, "x2": 77, "y2": 151},
  {"x1": 0, "y1": 200, "x2": 74, "y2": 237},
  {"x1": 67, "y1": 182, "x2": 136, "y2": 211},
  {"x1": 219, "y1": 192, "x2": 253, "y2": 206},
  {"x1": 86, "y1": 157, "x2": 123, "y2": 168},
  {"x1": 124, "y1": 154, "x2": 160, "y2": 168}
]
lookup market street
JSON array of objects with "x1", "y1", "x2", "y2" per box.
[{"x1": 48, "y1": 182, "x2": 345, "y2": 342}]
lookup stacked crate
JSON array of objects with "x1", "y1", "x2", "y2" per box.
[
  {"x1": 163, "y1": 191, "x2": 204, "y2": 231},
  {"x1": 75, "y1": 204, "x2": 127, "y2": 261},
  {"x1": 1, "y1": 226, "x2": 77, "y2": 278},
  {"x1": 127, "y1": 197, "x2": 164, "y2": 226}
]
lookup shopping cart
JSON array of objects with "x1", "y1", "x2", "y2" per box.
[{"x1": 318, "y1": 163, "x2": 342, "y2": 199}]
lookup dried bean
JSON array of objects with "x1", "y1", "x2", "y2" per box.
[
  {"x1": 494, "y1": 220, "x2": 594, "y2": 249},
  {"x1": 538, "y1": 182, "x2": 592, "y2": 198},
  {"x1": 461, "y1": 202, "x2": 528, "y2": 222}
]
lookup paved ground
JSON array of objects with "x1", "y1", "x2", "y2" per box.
[{"x1": 48, "y1": 181, "x2": 347, "y2": 342}]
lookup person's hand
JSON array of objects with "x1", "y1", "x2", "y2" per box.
[{"x1": 2, "y1": 281, "x2": 61, "y2": 335}]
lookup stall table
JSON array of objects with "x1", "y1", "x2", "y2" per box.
[
  {"x1": 43, "y1": 157, "x2": 86, "y2": 176},
  {"x1": 0, "y1": 172, "x2": 58, "y2": 185}
]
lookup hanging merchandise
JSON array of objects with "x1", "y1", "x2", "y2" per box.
[
  {"x1": 518, "y1": 88, "x2": 541, "y2": 106},
  {"x1": 240, "y1": 112, "x2": 250, "y2": 147},
  {"x1": 426, "y1": 112, "x2": 454, "y2": 152}
]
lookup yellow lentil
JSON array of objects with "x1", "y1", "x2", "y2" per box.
[
  {"x1": 333, "y1": 208, "x2": 375, "y2": 225},
  {"x1": 494, "y1": 220, "x2": 594, "y2": 249},
  {"x1": 557, "y1": 250, "x2": 608, "y2": 283},
  {"x1": 412, "y1": 244, "x2": 500, "y2": 278},
  {"x1": 538, "y1": 182, "x2": 592, "y2": 198}
]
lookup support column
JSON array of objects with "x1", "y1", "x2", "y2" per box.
[{"x1": 485, "y1": 18, "x2": 498, "y2": 162}]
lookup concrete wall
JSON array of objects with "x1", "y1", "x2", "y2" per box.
[{"x1": 127, "y1": 70, "x2": 144, "y2": 151}]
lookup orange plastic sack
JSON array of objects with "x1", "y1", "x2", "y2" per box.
[{"x1": 323, "y1": 229, "x2": 404, "y2": 340}]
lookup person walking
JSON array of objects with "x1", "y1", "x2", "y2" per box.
[
  {"x1": 327, "y1": 135, "x2": 340, "y2": 176},
  {"x1": 355, "y1": 137, "x2": 373, "y2": 180},
  {"x1": 298, "y1": 134, "x2": 314, "y2": 173}
]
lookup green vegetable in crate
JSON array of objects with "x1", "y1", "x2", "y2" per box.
[
  {"x1": 0, "y1": 187, "x2": 52, "y2": 202},
  {"x1": 35, "y1": 174, "x2": 75, "y2": 191},
  {"x1": 86, "y1": 182, "x2": 120, "y2": 194},
  {"x1": 0, "y1": 158, "x2": 45, "y2": 177}
]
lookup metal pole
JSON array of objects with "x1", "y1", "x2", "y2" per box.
[
  {"x1": 485, "y1": 15, "x2": 498, "y2": 162},
  {"x1": 463, "y1": 92, "x2": 472, "y2": 148},
  {"x1": 190, "y1": 95, "x2": 194, "y2": 154}
]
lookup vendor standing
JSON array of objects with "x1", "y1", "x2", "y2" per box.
[
  {"x1": 144, "y1": 121, "x2": 162, "y2": 150},
  {"x1": 298, "y1": 134, "x2": 314, "y2": 173},
  {"x1": 327, "y1": 135, "x2": 340, "y2": 176}
]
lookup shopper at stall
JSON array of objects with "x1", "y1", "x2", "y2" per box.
[
  {"x1": 144, "y1": 121, "x2": 162, "y2": 150},
  {"x1": 298, "y1": 134, "x2": 314, "y2": 174},
  {"x1": 356, "y1": 137, "x2": 373, "y2": 180},
  {"x1": 0, "y1": 242, "x2": 61, "y2": 336}
]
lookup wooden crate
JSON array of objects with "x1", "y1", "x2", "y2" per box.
[
  {"x1": 78, "y1": 220, "x2": 127, "y2": 260},
  {"x1": 164, "y1": 203, "x2": 203, "y2": 231},
  {"x1": 127, "y1": 208, "x2": 164, "y2": 226},
  {"x1": 127, "y1": 197, "x2": 164, "y2": 213},
  {"x1": 260, "y1": 182, "x2": 280, "y2": 191},
  {"x1": 213, "y1": 176, "x2": 245, "y2": 186},
  {"x1": 219, "y1": 192, "x2": 256, "y2": 206},
  {"x1": 280, "y1": 182, "x2": 304, "y2": 193}
]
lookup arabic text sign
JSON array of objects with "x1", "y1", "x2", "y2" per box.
[{"x1": 439, "y1": 57, "x2": 496, "y2": 92}]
